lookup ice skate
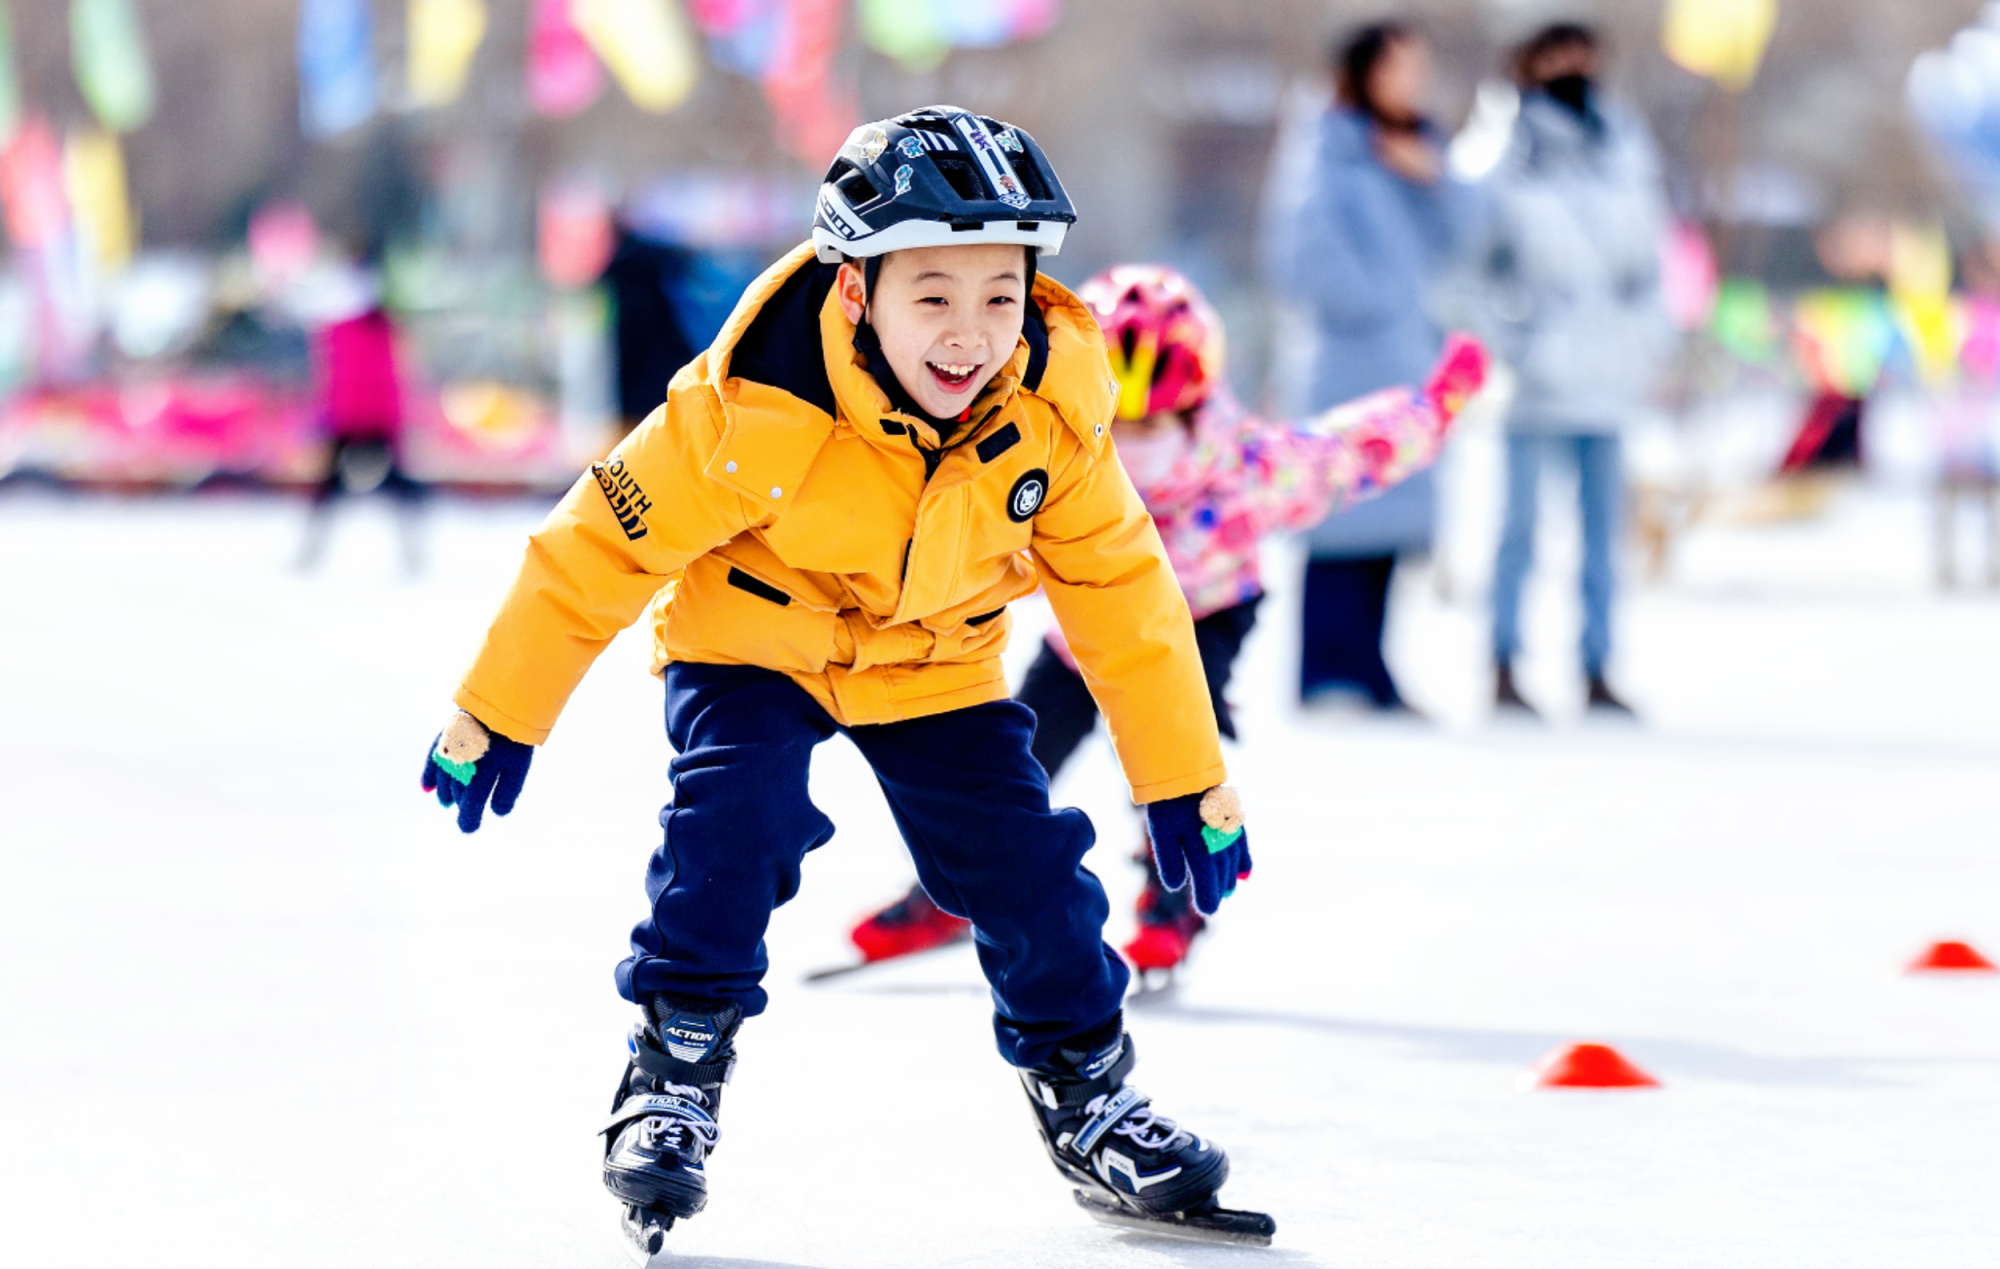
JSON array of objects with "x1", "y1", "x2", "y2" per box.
[
  {"x1": 850, "y1": 883, "x2": 971, "y2": 962},
  {"x1": 601, "y1": 999, "x2": 739, "y2": 1261},
  {"x1": 1020, "y1": 1032, "x2": 1274, "y2": 1246},
  {"x1": 808, "y1": 884, "x2": 972, "y2": 980},
  {"x1": 1123, "y1": 849, "x2": 1205, "y2": 992}
]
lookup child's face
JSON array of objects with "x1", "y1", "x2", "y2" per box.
[{"x1": 837, "y1": 244, "x2": 1028, "y2": 419}]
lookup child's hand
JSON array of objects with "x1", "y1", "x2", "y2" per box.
[
  {"x1": 1144, "y1": 786, "x2": 1252, "y2": 916},
  {"x1": 421, "y1": 710, "x2": 534, "y2": 834},
  {"x1": 1422, "y1": 333, "x2": 1489, "y2": 427}
]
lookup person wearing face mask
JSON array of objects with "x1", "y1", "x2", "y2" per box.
[
  {"x1": 1264, "y1": 21, "x2": 1486, "y2": 714},
  {"x1": 845, "y1": 265, "x2": 1487, "y2": 977},
  {"x1": 1479, "y1": 23, "x2": 1673, "y2": 719}
]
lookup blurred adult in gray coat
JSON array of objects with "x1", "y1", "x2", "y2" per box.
[
  {"x1": 1481, "y1": 23, "x2": 1672, "y2": 717},
  {"x1": 1267, "y1": 21, "x2": 1482, "y2": 710}
]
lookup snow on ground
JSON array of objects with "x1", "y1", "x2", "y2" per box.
[{"x1": 3, "y1": 482, "x2": 1998, "y2": 1269}]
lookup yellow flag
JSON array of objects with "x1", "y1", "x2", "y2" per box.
[
  {"x1": 408, "y1": 0, "x2": 488, "y2": 109},
  {"x1": 1889, "y1": 220, "x2": 1951, "y2": 302},
  {"x1": 1662, "y1": 0, "x2": 1777, "y2": 92},
  {"x1": 1889, "y1": 221, "x2": 1956, "y2": 386},
  {"x1": 64, "y1": 129, "x2": 134, "y2": 272},
  {"x1": 573, "y1": 0, "x2": 697, "y2": 113}
]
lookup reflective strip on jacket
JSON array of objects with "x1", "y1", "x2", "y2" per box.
[{"x1": 453, "y1": 244, "x2": 1226, "y2": 804}]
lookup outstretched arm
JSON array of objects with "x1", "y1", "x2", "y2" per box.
[{"x1": 1241, "y1": 334, "x2": 1488, "y2": 535}]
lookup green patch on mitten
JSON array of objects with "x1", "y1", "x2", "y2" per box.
[
  {"x1": 1202, "y1": 823, "x2": 1244, "y2": 854},
  {"x1": 433, "y1": 751, "x2": 477, "y2": 785}
]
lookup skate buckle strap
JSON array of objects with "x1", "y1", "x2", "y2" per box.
[
  {"x1": 1070, "y1": 1085, "x2": 1148, "y2": 1157},
  {"x1": 628, "y1": 1024, "x2": 736, "y2": 1089},
  {"x1": 604, "y1": 1080, "x2": 724, "y2": 1144},
  {"x1": 1026, "y1": 1036, "x2": 1138, "y2": 1110}
]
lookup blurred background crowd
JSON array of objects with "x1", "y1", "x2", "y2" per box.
[{"x1": 4, "y1": 0, "x2": 2000, "y2": 713}]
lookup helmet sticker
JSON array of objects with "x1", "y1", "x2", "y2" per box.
[
  {"x1": 997, "y1": 129, "x2": 1024, "y2": 154},
  {"x1": 855, "y1": 127, "x2": 889, "y2": 165},
  {"x1": 1007, "y1": 468, "x2": 1049, "y2": 522},
  {"x1": 898, "y1": 135, "x2": 925, "y2": 159},
  {"x1": 816, "y1": 189, "x2": 864, "y2": 238},
  {"x1": 893, "y1": 164, "x2": 913, "y2": 197},
  {"x1": 954, "y1": 114, "x2": 1032, "y2": 210}
]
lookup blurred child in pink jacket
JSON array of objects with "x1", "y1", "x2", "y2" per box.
[
  {"x1": 297, "y1": 281, "x2": 426, "y2": 572},
  {"x1": 848, "y1": 265, "x2": 1485, "y2": 975}
]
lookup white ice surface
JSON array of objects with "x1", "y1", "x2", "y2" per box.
[{"x1": 3, "y1": 484, "x2": 1998, "y2": 1268}]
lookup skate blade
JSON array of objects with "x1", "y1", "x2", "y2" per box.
[
  {"x1": 803, "y1": 932, "x2": 972, "y2": 983},
  {"x1": 618, "y1": 1203, "x2": 676, "y2": 1265},
  {"x1": 1073, "y1": 1189, "x2": 1276, "y2": 1247}
]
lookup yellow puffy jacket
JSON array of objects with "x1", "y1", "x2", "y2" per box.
[{"x1": 453, "y1": 244, "x2": 1225, "y2": 804}]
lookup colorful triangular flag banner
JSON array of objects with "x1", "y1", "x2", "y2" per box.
[
  {"x1": 573, "y1": 0, "x2": 700, "y2": 113},
  {"x1": 299, "y1": 0, "x2": 379, "y2": 137},
  {"x1": 71, "y1": 0, "x2": 157, "y2": 132},
  {"x1": 408, "y1": 0, "x2": 489, "y2": 109},
  {"x1": 528, "y1": 0, "x2": 606, "y2": 117}
]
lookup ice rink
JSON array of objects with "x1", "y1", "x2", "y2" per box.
[{"x1": 4, "y1": 480, "x2": 1998, "y2": 1268}]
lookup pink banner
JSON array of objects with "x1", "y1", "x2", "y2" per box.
[
  {"x1": 528, "y1": 0, "x2": 605, "y2": 117},
  {"x1": 762, "y1": 0, "x2": 854, "y2": 163}
]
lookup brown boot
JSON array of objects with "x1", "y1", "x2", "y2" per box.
[
  {"x1": 1495, "y1": 662, "x2": 1540, "y2": 719},
  {"x1": 1586, "y1": 674, "x2": 1637, "y2": 717}
]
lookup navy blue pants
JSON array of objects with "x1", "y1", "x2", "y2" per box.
[{"x1": 615, "y1": 662, "x2": 1129, "y2": 1069}]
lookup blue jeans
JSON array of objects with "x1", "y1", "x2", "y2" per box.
[
  {"x1": 1491, "y1": 432, "x2": 1623, "y2": 676},
  {"x1": 616, "y1": 662, "x2": 1129, "y2": 1069}
]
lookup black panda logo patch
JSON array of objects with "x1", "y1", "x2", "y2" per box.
[{"x1": 1007, "y1": 469, "x2": 1049, "y2": 522}]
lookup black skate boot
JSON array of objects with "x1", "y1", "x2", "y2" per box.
[
  {"x1": 1020, "y1": 1031, "x2": 1274, "y2": 1245},
  {"x1": 601, "y1": 997, "x2": 740, "y2": 1259}
]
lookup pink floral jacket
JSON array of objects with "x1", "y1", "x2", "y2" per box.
[{"x1": 1135, "y1": 335, "x2": 1483, "y2": 620}]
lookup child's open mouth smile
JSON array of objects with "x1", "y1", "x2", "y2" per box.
[{"x1": 926, "y1": 360, "x2": 982, "y2": 393}]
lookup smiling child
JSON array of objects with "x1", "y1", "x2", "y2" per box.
[{"x1": 418, "y1": 107, "x2": 1273, "y2": 1253}]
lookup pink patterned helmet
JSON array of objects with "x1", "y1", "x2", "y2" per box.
[{"x1": 1078, "y1": 264, "x2": 1227, "y2": 420}]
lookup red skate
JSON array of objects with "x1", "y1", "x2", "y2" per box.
[
  {"x1": 847, "y1": 884, "x2": 971, "y2": 964},
  {"x1": 1123, "y1": 856, "x2": 1207, "y2": 974}
]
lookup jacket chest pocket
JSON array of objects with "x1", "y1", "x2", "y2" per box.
[
  {"x1": 759, "y1": 484, "x2": 914, "y2": 579},
  {"x1": 901, "y1": 475, "x2": 1038, "y2": 617}
]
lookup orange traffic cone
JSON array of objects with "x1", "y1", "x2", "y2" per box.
[
  {"x1": 1908, "y1": 941, "x2": 1998, "y2": 973},
  {"x1": 1526, "y1": 1042, "x2": 1660, "y2": 1089}
]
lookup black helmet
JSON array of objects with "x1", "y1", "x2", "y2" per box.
[{"x1": 811, "y1": 105, "x2": 1076, "y2": 265}]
